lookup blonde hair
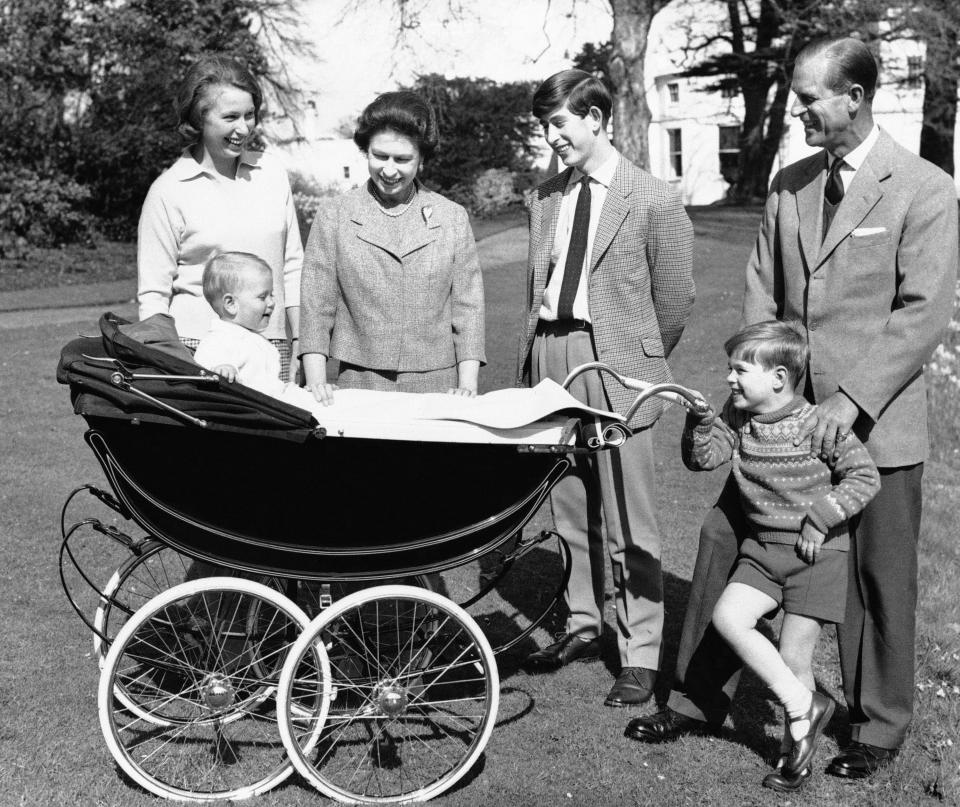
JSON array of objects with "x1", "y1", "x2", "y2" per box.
[{"x1": 202, "y1": 252, "x2": 272, "y2": 314}]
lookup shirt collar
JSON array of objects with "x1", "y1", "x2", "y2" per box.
[
  {"x1": 170, "y1": 148, "x2": 261, "y2": 181},
  {"x1": 569, "y1": 150, "x2": 620, "y2": 189},
  {"x1": 210, "y1": 318, "x2": 261, "y2": 338},
  {"x1": 831, "y1": 125, "x2": 879, "y2": 171}
]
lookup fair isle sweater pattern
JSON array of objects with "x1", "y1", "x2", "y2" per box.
[{"x1": 681, "y1": 396, "x2": 880, "y2": 549}]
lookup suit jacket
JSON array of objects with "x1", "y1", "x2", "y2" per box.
[
  {"x1": 743, "y1": 129, "x2": 958, "y2": 466},
  {"x1": 300, "y1": 181, "x2": 486, "y2": 372},
  {"x1": 517, "y1": 155, "x2": 695, "y2": 428}
]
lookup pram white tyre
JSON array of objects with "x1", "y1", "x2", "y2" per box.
[
  {"x1": 278, "y1": 584, "x2": 499, "y2": 804},
  {"x1": 94, "y1": 544, "x2": 281, "y2": 725},
  {"x1": 98, "y1": 577, "x2": 327, "y2": 802}
]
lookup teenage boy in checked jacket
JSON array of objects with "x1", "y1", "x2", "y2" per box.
[{"x1": 517, "y1": 69, "x2": 694, "y2": 707}]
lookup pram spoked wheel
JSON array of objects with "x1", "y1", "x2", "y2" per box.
[
  {"x1": 278, "y1": 584, "x2": 498, "y2": 804},
  {"x1": 98, "y1": 577, "x2": 329, "y2": 801}
]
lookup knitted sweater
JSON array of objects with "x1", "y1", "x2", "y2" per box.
[{"x1": 682, "y1": 396, "x2": 880, "y2": 550}]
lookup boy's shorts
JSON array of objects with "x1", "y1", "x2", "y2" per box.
[{"x1": 730, "y1": 536, "x2": 847, "y2": 624}]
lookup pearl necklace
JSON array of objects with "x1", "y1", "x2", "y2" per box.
[{"x1": 375, "y1": 184, "x2": 417, "y2": 217}]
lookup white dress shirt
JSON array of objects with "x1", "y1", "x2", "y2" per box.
[
  {"x1": 829, "y1": 124, "x2": 880, "y2": 194},
  {"x1": 539, "y1": 150, "x2": 620, "y2": 322}
]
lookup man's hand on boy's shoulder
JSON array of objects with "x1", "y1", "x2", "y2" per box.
[{"x1": 795, "y1": 390, "x2": 859, "y2": 461}]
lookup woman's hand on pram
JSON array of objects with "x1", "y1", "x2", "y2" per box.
[
  {"x1": 213, "y1": 364, "x2": 238, "y2": 383},
  {"x1": 310, "y1": 382, "x2": 338, "y2": 406}
]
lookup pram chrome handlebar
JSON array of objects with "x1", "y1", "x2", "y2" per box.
[{"x1": 561, "y1": 361, "x2": 708, "y2": 423}]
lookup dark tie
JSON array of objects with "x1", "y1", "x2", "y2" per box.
[
  {"x1": 822, "y1": 158, "x2": 845, "y2": 239},
  {"x1": 557, "y1": 176, "x2": 591, "y2": 320}
]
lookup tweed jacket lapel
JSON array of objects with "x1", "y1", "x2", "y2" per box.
[
  {"x1": 816, "y1": 134, "x2": 891, "y2": 267},
  {"x1": 399, "y1": 184, "x2": 442, "y2": 258},
  {"x1": 535, "y1": 169, "x2": 569, "y2": 288},
  {"x1": 349, "y1": 180, "x2": 439, "y2": 261},
  {"x1": 589, "y1": 157, "x2": 630, "y2": 273}
]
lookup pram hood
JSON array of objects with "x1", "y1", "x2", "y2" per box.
[{"x1": 57, "y1": 312, "x2": 317, "y2": 439}]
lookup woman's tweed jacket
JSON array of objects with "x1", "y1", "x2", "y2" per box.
[{"x1": 300, "y1": 181, "x2": 485, "y2": 372}]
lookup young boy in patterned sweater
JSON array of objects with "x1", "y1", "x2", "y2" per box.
[{"x1": 683, "y1": 320, "x2": 879, "y2": 793}]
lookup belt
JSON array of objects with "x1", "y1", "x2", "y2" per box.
[{"x1": 536, "y1": 318, "x2": 592, "y2": 333}]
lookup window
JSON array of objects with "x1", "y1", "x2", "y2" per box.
[
  {"x1": 907, "y1": 56, "x2": 923, "y2": 89},
  {"x1": 718, "y1": 125, "x2": 741, "y2": 183},
  {"x1": 667, "y1": 82, "x2": 680, "y2": 103},
  {"x1": 667, "y1": 128, "x2": 682, "y2": 178},
  {"x1": 720, "y1": 78, "x2": 738, "y2": 98},
  {"x1": 343, "y1": 166, "x2": 351, "y2": 179}
]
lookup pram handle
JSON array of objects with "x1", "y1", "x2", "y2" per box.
[{"x1": 561, "y1": 361, "x2": 708, "y2": 422}]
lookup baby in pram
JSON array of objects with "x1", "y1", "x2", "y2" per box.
[
  {"x1": 194, "y1": 252, "x2": 317, "y2": 404},
  {"x1": 193, "y1": 251, "x2": 630, "y2": 446}
]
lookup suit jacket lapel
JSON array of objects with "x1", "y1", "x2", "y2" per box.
[
  {"x1": 795, "y1": 156, "x2": 824, "y2": 270},
  {"x1": 816, "y1": 137, "x2": 890, "y2": 267},
  {"x1": 590, "y1": 159, "x2": 629, "y2": 273}
]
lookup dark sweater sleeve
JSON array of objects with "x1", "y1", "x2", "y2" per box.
[
  {"x1": 805, "y1": 434, "x2": 881, "y2": 532},
  {"x1": 681, "y1": 399, "x2": 739, "y2": 471}
]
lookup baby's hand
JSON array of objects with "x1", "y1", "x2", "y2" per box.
[
  {"x1": 213, "y1": 364, "x2": 238, "y2": 383},
  {"x1": 796, "y1": 521, "x2": 826, "y2": 565},
  {"x1": 310, "y1": 382, "x2": 338, "y2": 406},
  {"x1": 446, "y1": 387, "x2": 477, "y2": 398}
]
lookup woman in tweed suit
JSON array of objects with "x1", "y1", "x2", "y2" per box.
[{"x1": 299, "y1": 92, "x2": 486, "y2": 401}]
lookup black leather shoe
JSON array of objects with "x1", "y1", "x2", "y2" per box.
[
  {"x1": 522, "y1": 633, "x2": 601, "y2": 672},
  {"x1": 604, "y1": 667, "x2": 656, "y2": 707},
  {"x1": 624, "y1": 708, "x2": 710, "y2": 743},
  {"x1": 783, "y1": 691, "x2": 835, "y2": 777},
  {"x1": 826, "y1": 742, "x2": 898, "y2": 779},
  {"x1": 762, "y1": 764, "x2": 811, "y2": 792}
]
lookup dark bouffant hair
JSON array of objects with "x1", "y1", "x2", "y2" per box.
[
  {"x1": 796, "y1": 36, "x2": 879, "y2": 100},
  {"x1": 352, "y1": 91, "x2": 439, "y2": 159},
  {"x1": 724, "y1": 320, "x2": 809, "y2": 388},
  {"x1": 175, "y1": 55, "x2": 262, "y2": 146},
  {"x1": 532, "y1": 69, "x2": 613, "y2": 127}
]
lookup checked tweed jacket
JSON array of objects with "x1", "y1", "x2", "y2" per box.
[{"x1": 517, "y1": 156, "x2": 695, "y2": 428}]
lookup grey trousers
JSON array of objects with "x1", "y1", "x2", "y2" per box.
[{"x1": 532, "y1": 327, "x2": 663, "y2": 669}]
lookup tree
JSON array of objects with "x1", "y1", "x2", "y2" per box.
[
  {"x1": 0, "y1": 0, "x2": 311, "y2": 242},
  {"x1": 913, "y1": 1, "x2": 960, "y2": 174},
  {"x1": 398, "y1": 74, "x2": 539, "y2": 191}
]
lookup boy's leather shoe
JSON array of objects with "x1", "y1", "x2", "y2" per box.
[
  {"x1": 604, "y1": 667, "x2": 656, "y2": 707},
  {"x1": 522, "y1": 633, "x2": 601, "y2": 672},
  {"x1": 762, "y1": 764, "x2": 811, "y2": 792},
  {"x1": 624, "y1": 708, "x2": 711, "y2": 743},
  {"x1": 783, "y1": 691, "x2": 835, "y2": 777},
  {"x1": 826, "y1": 742, "x2": 898, "y2": 779}
]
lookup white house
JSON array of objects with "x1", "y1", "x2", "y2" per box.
[{"x1": 644, "y1": 6, "x2": 957, "y2": 203}]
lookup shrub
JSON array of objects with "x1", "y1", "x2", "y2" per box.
[
  {"x1": 447, "y1": 168, "x2": 527, "y2": 218},
  {"x1": 289, "y1": 171, "x2": 340, "y2": 242},
  {"x1": 0, "y1": 168, "x2": 95, "y2": 248},
  {"x1": 926, "y1": 279, "x2": 960, "y2": 469}
]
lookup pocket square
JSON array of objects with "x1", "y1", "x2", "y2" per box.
[{"x1": 851, "y1": 226, "x2": 887, "y2": 237}]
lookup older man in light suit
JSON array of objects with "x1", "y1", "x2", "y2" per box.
[
  {"x1": 517, "y1": 69, "x2": 694, "y2": 707},
  {"x1": 627, "y1": 37, "x2": 957, "y2": 784}
]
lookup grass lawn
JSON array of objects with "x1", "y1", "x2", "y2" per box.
[{"x1": 0, "y1": 207, "x2": 957, "y2": 806}]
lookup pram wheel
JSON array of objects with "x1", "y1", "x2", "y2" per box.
[
  {"x1": 98, "y1": 577, "x2": 328, "y2": 801},
  {"x1": 95, "y1": 543, "x2": 282, "y2": 723},
  {"x1": 277, "y1": 584, "x2": 498, "y2": 804}
]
